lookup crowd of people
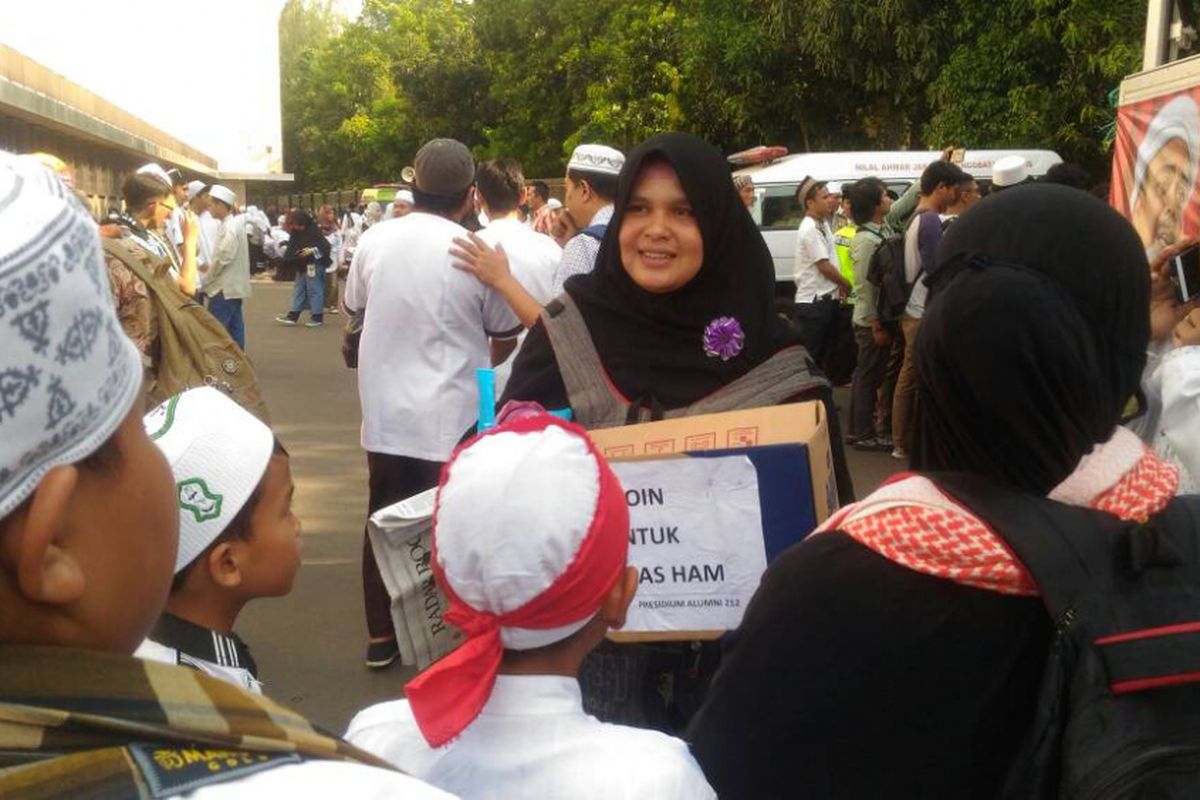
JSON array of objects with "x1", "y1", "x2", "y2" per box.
[{"x1": 2, "y1": 120, "x2": 1200, "y2": 798}]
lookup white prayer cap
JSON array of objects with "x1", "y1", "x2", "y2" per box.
[
  {"x1": 396, "y1": 189, "x2": 414, "y2": 205},
  {"x1": 1130, "y1": 94, "x2": 1200, "y2": 211},
  {"x1": 547, "y1": 198, "x2": 563, "y2": 210},
  {"x1": 435, "y1": 418, "x2": 628, "y2": 650},
  {"x1": 567, "y1": 144, "x2": 625, "y2": 176},
  {"x1": 144, "y1": 387, "x2": 275, "y2": 572},
  {"x1": 186, "y1": 180, "x2": 208, "y2": 201},
  {"x1": 209, "y1": 184, "x2": 236, "y2": 208},
  {"x1": 992, "y1": 155, "x2": 1031, "y2": 188},
  {"x1": 136, "y1": 162, "x2": 175, "y2": 189},
  {"x1": 0, "y1": 152, "x2": 144, "y2": 519},
  {"x1": 826, "y1": 181, "x2": 843, "y2": 196}
]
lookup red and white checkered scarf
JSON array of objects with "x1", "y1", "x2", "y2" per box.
[{"x1": 818, "y1": 428, "x2": 1180, "y2": 596}]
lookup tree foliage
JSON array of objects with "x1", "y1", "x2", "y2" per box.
[{"x1": 280, "y1": 0, "x2": 1145, "y2": 190}]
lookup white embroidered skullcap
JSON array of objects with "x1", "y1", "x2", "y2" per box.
[
  {"x1": 567, "y1": 144, "x2": 625, "y2": 177},
  {"x1": 435, "y1": 423, "x2": 612, "y2": 650},
  {"x1": 992, "y1": 155, "x2": 1031, "y2": 188},
  {"x1": 186, "y1": 180, "x2": 208, "y2": 201},
  {"x1": 396, "y1": 189, "x2": 414, "y2": 205},
  {"x1": 826, "y1": 181, "x2": 844, "y2": 195},
  {"x1": 145, "y1": 387, "x2": 274, "y2": 572},
  {"x1": 1130, "y1": 94, "x2": 1200, "y2": 212},
  {"x1": 209, "y1": 184, "x2": 236, "y2": 208},
  {"x1": 136, "y1": 162, "x2": 175, "y2": 190},
  {"x1": 0, "y1": 152, "x2": 143, "y2": 519},
  {"x1": 547, "y1": 198, "x2": 563, "y2": 210}
]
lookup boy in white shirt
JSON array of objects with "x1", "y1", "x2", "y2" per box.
[
  {"x1": 135, "y1": 387, "x2": 301, "y2": 693},
  {"x1": 347, "y1": 414, "x2": 716, "y2": 800}
]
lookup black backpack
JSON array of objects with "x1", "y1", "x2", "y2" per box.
[
  {"x1": 934, "y1": 473, "x2": 1200, "y2": 799},
  {"x1": 862, "y1": 228, "x2": 912, "y2": 322}
]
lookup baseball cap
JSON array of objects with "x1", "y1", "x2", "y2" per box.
[
  {"x1": 0, "y1": 152, "x2": 144, "y2": 519},
  {"x1": 413, "y1": 138, "x2": 475, "y2": 197},
  {"x1": 145, "y1": 387, "x2": 275, "y2": 572}
]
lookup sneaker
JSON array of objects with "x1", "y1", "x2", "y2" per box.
[
  {"x1": 304, "y1": 319, "x2": 324, "y2": 328},
  {"x1": 844, "y1": 434, "x2": 860, "y2": 446},
  {"x1": 327, "y1": 306, "x2": 340, "y2": 315},
  {"x1": 878, "y1": 436, "x2": 894, "y2": 449},
  {"x1": 274, "y1": 314, "x2": 298, "y2": 326},
  {"x1": 853, "y1": 437, "x2": 891, "y2": 453},
  {"x1": 365, "y1": 639, "x2": 400, "y2": 669},
  {"x1": 890, "y1": 447, "x2": 909, "y2": 460}
]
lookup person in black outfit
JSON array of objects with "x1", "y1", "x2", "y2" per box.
[
  {"x1": 686, "y1": 185, "x2": 1155, "y2": 797},
  {"x1": 275, "y1": 209, "x2": 333, "y2": 327}
]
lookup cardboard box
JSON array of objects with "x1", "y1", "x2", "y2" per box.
[
  {"x1": 368, "y1": 401, "x2": 836, "y2": 665},
  {"x1": 590, "y1": 401, "x2": 836, "y2": 642}
]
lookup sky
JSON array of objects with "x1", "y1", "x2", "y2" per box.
[{"x1": 2, "y1": 1, "x2": 289, "y2": 173}]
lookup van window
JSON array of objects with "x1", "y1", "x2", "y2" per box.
[{"x1": 760, "y1": 185, "x2": 805, "y2": 230}]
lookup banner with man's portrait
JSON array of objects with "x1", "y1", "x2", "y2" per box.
[{"x1": 1112, "y1": 89, "x2": 1200, "y2": 259}]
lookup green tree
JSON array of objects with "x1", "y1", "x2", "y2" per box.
[{"x1": 924, "y1": 0, "x2": 1143, "y2": 176}]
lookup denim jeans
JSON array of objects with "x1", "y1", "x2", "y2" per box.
[
  {"x1": 290, "y1": 266, "x2": 324, "y2": 321},
  {"x1": 207, "y1": 293, "x2": 245, "y2": 350}
]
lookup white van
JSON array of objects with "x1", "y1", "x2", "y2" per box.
[{"x1": 736, "y1": 149, "x2": 1063, "y2": 287}]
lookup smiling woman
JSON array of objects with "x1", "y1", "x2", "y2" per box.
[{"x1": 499, "y1": 131, "x2": 856, "y2": 731}]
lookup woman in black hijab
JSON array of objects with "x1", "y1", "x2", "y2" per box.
[
  {"x1": 497, "y1": 133, "x2": 852, "y2": 731},
  {"x1": 503, "y1": 132, "x2": 853, "y2": 500},
  {"x1": 687, "y1": 185, "x2": 1166, "y2": 797}
]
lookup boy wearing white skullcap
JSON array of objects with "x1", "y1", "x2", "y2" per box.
[
  {"x1": 347, "y1": 415, "x2": 716, "y2": 800},
  {"x1": 0, "y1": 152, "x2": 456, "y2": 800},
  {"x1": 135, "y1": 387, "x2": 299, "y2": 693}
]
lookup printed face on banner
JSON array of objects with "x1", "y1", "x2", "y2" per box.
[
  {"x1": 1113, "y1": 91, "x2": 1200, "y2": 257},
  {"x1": 611, "y1": 455, "x2": 767, "y2": 633}
]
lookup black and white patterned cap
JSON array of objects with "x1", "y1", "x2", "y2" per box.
[{"x1": 0, "y1": 152, "x2": 143, "y2": 518}]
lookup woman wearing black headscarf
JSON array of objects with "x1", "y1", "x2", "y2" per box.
[
  {"x1": 501, "y1": 132, "x2": 854, "y2": 496},
  {"x1": 461, "y1": 133, "x2": 853, "y2": 731},
  {"x1": 275, "y1": 209, "x2": 333, "y2": 327},
  {"x1": 687, "y1": 185, "x2": 1180, "y2": 797}
]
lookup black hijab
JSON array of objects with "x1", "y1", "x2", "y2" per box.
[
  {"x1": 283, "y1": 210, "x2": 332, "y2": 265},
  {"x1": 503, "y1": 132, "x2": 798, "y2": 410},
  {"x1": 913, "y1": 184, "x2": 1151, "y2": 493}
]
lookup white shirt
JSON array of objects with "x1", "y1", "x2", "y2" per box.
[
  {"x1": 346, "y1": 674, "x2": 716, "y2": 800},
  {"x1": 903, "y1": 212, "x2": 931, "y2": 319},
  {"x1": 344, "y1": 212, "x2": 522, "y2": 461},
  {"x1": 325, "y1": 229, "x2": 344, "y2": 272},
  {"x1": 550, "y1": 204, "x2": 613, "y2": 296},
  {"x1": 208, "y1": 214, "x2": 252, "y2": 300},
  {"x1": 792, "y1": 215, "x2": 839, "y2": 301},
  {"x1": 478, "y1": 217, "x2": 562, "y2": 396},
  {"x1": 197, "y1": 210, "x2": 220, "y2": 277},
  {"x1": 185, "y1": 760, "x2": 457, "y2": 799}
]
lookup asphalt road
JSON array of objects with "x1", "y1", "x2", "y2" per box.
[{"x1": 236, "y1": 281, "x2": 901, "y2": 733}]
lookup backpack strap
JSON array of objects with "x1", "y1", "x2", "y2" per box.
[
  {"x1": 668, "y1": 346, "x2": 828, "y2": 419},
  {"x1": 929, "y1": 472, "x2": 1133, "y2": 620},
  {"x1": 579, "y1": 223, "x2": 607, "y2": 242},
  {"x1": 539, "y1": 294, "x2": 631, "y2": 429}
]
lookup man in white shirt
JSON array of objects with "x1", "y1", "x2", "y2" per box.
[
  {"x1": 185, "y1": 182, "x2": 220, "y2": 299},
  {"x1": 473, "y1": 157, "x2": 562, "y2": 393},
  {"x1": 206, "y1": 184, "x2": 253, "y2": 349},
  {"x1": 792, "y1": 176, "x2": 851, "y2": 367},
  {"x1": 449, "y1": 145, "x2": 623, "y2": 328},
  {"x1": 347, "y1": 416, "x2": 716, "y2": 800},
  {"x1": 344, "y1": 138, "x2": 522, "y2": 670}
]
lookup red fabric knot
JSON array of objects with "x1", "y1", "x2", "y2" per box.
[{"x1": 403, "y1": 414, "x2": 629, "y2": 747}]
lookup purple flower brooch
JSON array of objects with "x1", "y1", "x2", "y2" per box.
[{"x1": 702, "y1": 316, "x2": 745, "y2": 361}]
